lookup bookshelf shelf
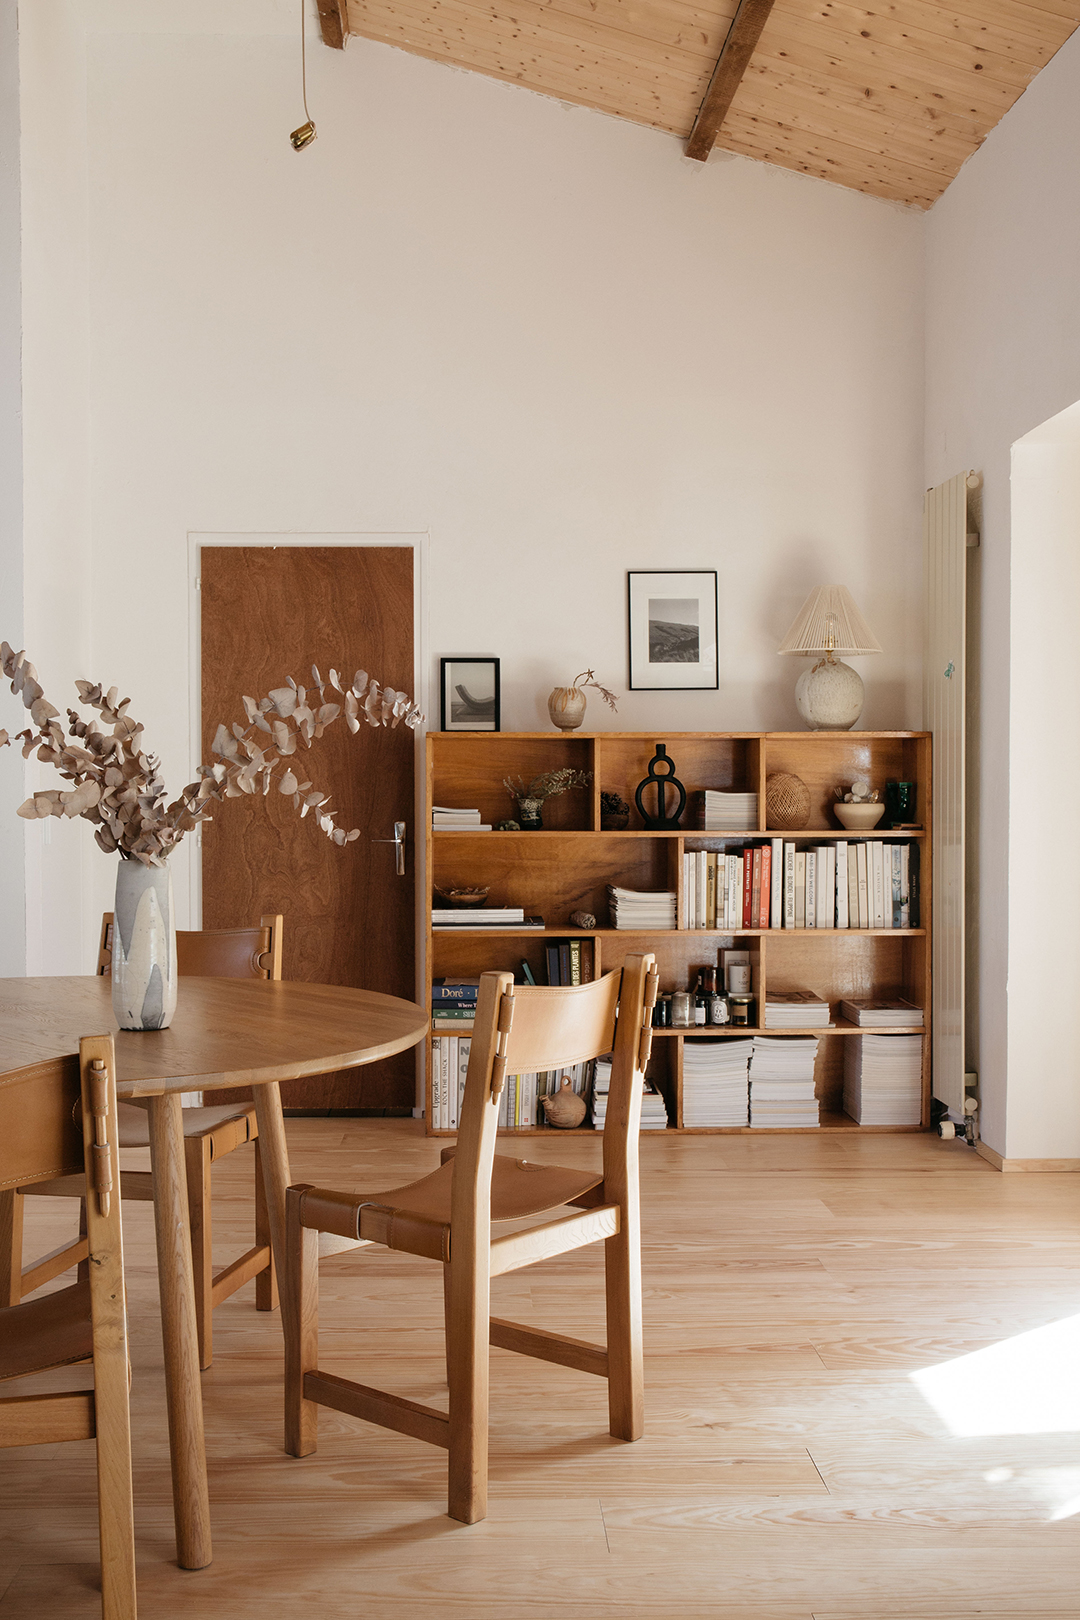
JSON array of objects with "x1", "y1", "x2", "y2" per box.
[{"x1": 425, "y1": 729, "x2": 931, "y2": 1136}]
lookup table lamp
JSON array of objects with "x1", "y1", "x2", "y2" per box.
[{"x1": 777, "y1": 584, "x2": 881, "y2": 730}]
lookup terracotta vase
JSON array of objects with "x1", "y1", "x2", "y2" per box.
[
  {"x1": 547, "y1": 686, "x2": 587, "y2": 731},
  {"x1": 111, "y1": 858, "x2": 178, "y2": 1031},
  {"x1": 540, "y1": 1077, "x2": 587, "y2": 1128}
]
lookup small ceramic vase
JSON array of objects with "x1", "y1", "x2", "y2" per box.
[
  {"x1": 547, "y1": 686, "x2": 587, "y2": 731},
  {"x1": 111, "y1": 857, "x2": 178, "y2": 1030},
  {"x1": 541, "y1": 1077, "x2": 587, "y2": 1128},
  {"x1": 517, "y1": 797, "x2": 544, "y2": 830}
]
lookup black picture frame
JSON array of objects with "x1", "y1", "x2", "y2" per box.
[
  {"x1": 439, "y1": 657, "x2": 501, "y2": 731},
  {"x1": 627, "y1": 570, "x2": 719, "y2": 690}
]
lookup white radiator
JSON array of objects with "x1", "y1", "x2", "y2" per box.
[{"x1": 923, "y1": 472, "x2": 974, "y2": 1115}]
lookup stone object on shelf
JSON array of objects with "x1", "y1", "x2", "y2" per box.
[{"x1": 570, "y1": 911, "x2": 596, "y2": 929}]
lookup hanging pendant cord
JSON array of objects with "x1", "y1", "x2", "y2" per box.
[{"x1": 301, "y1": 0, "x2": 311, "y2": 123}]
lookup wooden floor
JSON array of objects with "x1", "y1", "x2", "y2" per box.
[{"x1": 3, "y1": 1121, "x2": 1079, "y2": 1618}]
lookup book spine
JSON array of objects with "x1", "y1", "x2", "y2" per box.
[
  {"x1": 909, "y1": 842, "x2": 920, "y2": 928},
  {"x1": 726, "y1": 854, "x2": 737, "y2": 931},
  {"x1": 783, "y1": 842, "x2": 796, "y2": 929},
  {"x1": 569, "y1": 937, "x2": 582, "y2": 986},
  {"x1": 770, "y1": 838, "x2": 783, "y2": 928},
  {"x1": 836, "y1": 841, "x2": 849, "y2": 928},
  {"x1": 899, "y1": 843, "x2": 910, "y2": 928},
  {"x1": 871, "y1": 843, "x2": 885, "y2": 929},
  {"x1": 805, "y1": 849, "x2": 816, "y2": 929},
  {"x1": 751, "y1": 846, "x2": 762, "y2": 930},
  {"x1": 431, "y1": 984, "x2": 480, "y2": 1002},
  {"x1": 431, "y1": 1037, "x2": 441, "y2": 1128},
  {"x1": 447, "y1": 1036, "x2": 459, "y2": 1130},
  {"x1": 697, "y1": 850, "x2": 708, "y2": 929},
  {"x1": 580, "y1": 940, "x2": 595, "y2": 983},
  {"x1": 814, "y1": 846, "x2": 829, "y2": 929},
  {"x1": 847, "y1": 843, "x2": 859, "y2": 929},
  {"x1": 856, "y1": 843, "x2": 869, "y2": 929},
  {"x1": 892, "y1": 844, "x2": 903, "y2": 928},
  {"x1": 794, "y1": 851, "x2": 806, "y2": 928},
  {"x1": 758, "y1": 844, "x2": 772, "y2": 929},
  {"x1": 545, "y1": 943, "x2": 560, "y2": 986},
  {"x1": 458, "y1": 1038, "x2": 471, "y2": 1125},
  {"x1": 559, "y1": 941, "x2": 571, "y2": 985},
  {"x1": 684, "y1": 853, "x2": 694, "y2": 931},
  {"x1": 706, "y1": 852, "x2": 717, "y2": 931},
  {"x1": 743, "y1": 850, "x2": 754, "y2": 928}
]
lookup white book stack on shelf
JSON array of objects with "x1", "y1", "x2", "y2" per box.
[
  {"x1": 839, "y1": 998, "x2": 924, "y2": 1028},
  {"x1": 607, "y1": 886, "x2": 677, "y2": 930},
  {"x1": 843, "y1": 1034, "x2": 923, "y2": 1125},
  {"x1": 682, "y1": 1038, "x2": 753, "y2": 1126},
  {"x1": 749, "y1": 1037, "x2": 820, "y2": 1127},
  {"x1": 591, "y1": 1058, "x2": 668, "y2": 1129},
  {"x1": 698, "y1": 790, "x2": 759, "y2": 830},
  {"x1": 432, "y1": 805, "x2": 491, "y2": 831},
  {"x1": 763, "y1": 991, "x2": 832, "y2": 1029}
]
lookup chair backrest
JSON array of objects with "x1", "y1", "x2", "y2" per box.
[
  {"x1": 0, "y1": 1054, "x2": 84, "y2": 1193},
  {"x1": 98, "y1": 913, "x2": 284, "y2": 980},
  {"x1": 451, "y1": 956, "x2": 658, "y2": 1238}
]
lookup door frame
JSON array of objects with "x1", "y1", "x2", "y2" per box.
[{"x1": 187, "y1": 531, "x2": 429, "y2": 1111}]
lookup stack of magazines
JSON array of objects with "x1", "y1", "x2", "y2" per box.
[
  {"x1": 696, "y1": 790, "x2": 758, "y2": 830},
  {"x1": 839, "y1": 998, "x2": 923, "y2": 1027},
  {"x1": 843, "y1": 1034, "x2": 922, "y2": 1124},
  {"x1": 682, "y1": 1038, "x2": 752, "y2": 1126},
  {"x1": 607, "y1": 885, "x2": 677, "y2": 930},
  {"x1": 432, "y1": 805, "x2": 491, "y2": 831},
  {"x1": 591, "y1": 1058, "x2": 668, "y2": 1129},
  {"x1": 763, "y1": 990, "x2": 832, "y2": 1029},
  {"x1": 749, "y1": 1036, "x2": 820, "y2": 1127}
]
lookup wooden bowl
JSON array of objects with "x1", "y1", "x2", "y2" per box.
[{"x1": 433, "y1": 886, "x2": 490, "y2": 907}]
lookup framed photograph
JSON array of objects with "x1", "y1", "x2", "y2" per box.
[
  {"x1": 440, "y1": 657, "x2": 501, "y2": 731},
  {"x1": 627, "y1": 570, "x2": 718, "y2": 690}
]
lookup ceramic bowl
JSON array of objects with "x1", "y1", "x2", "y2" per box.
[
  {"x1": 833, "y1": 802, "x2": 885, "y2": 831},
  {"x1": 433, "y1": 885, "x2": 490, "y2": 907}
]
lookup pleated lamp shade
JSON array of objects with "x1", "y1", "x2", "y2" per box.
[{"x1": 777, "y1": 585, "x2": 882, "y2": 657}]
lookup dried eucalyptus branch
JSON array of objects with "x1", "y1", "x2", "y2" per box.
[
  {"x1": 503, "y1": 767, "x2": 593, "y2": 803},
  {"x1": 0, "y1": 642, "x2": 422, "y2": 866},
  {"x1": 569, "y1": 669, "x2": 619, "y2": 711}
]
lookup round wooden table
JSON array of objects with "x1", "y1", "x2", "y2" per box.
[{"x1": 0, "y1": 976, "x2": 428, "y2": 1571}]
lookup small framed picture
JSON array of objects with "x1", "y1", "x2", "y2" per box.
[
  {"x1": 627, "y1": 570, "x2": 718, "y2": 690},
  {"x1": 440, "y1": 657, "x2": 501, "y2": 731}
]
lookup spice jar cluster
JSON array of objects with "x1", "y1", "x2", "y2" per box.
[{"x1": 654, "y1": 955, "x2": 754, "y2": 1030}]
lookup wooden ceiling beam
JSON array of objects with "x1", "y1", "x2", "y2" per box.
[
  {"x1": 316, "y1": 0, "x2": 350, "y2": 50},
  {"x1": 685, "y1": 0, "x2": 776, "y2": 161}
]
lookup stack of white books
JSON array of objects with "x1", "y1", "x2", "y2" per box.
[
  {"x1": 607, "y1": 885, "x2": 677, "y2": 930},
  {"x1": 839, "y1": 998, "x2": 924, "y2": 1027},
  {"x1": 432, "y1": 805, "x2": 491, "y2": 831},
  {"x1": 843, "y1": 1034, "x2": 923, "y2": 1125},
  {"x1": 591, "y1": 1058, "x2": 668, "y2": 1129},
  {"x1": 698, "y1": 790, "x2": 758, "y2": 830},
  {"x1": 749, "y1": 1036, "x2": 820, "y2": 1127},
  {"x1": 763, "y1": 990, "x2": 832, "y2": 1029},
  {"x1": 682, "y1": 1038, "x2": 753, "y2": 1126},
  {"x1": 431, "y1": 906, "x2": 530, "y2": 930}
]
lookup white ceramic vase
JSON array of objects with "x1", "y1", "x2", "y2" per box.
[
  {"x1": 547, "y1": 686, "x2": 588, "y2": 730},
  {"x1": 794, "y1": 656, "x2": 864, "y2": 730},
  {"x1": 111, "y1": 858, "x2": 178, "y2": 1030}
]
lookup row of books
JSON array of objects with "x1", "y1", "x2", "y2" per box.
[
  {"x1": 681, "y1": 840, "x2": 919, "y2": 930},
  {"x1": 608, "y1": 884, "x2": 677, "y2": 930},
  {"x1": 695, "y1": 789, "x2": 759, "y2": 831},
  {"x1": 430, "y1": 1035, "x2": 595, "y2": 1129},
  {"x1": 682, "y1": 1036, "x2": 820, "y2": 1127},
  {"x1": 432, "y1": 805, "x2": 491, "y2": 831},
  {"x1": 591, "y1": 1057, "x2": 670, "y2": 1129}
]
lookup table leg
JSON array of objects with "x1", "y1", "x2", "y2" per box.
[
  {"x1": 147, "y1": 1093, "x2": 213, "y2": 1571},
  {"x1": 252, "y1": 1082, "x2": 292, "y2": 1319}
]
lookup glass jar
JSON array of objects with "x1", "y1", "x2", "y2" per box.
[
  {"x1": 670, "y1": 991, "x2": 694, "y2": 1028},
  {"x1": 728, "y1": 993, "x2": 754, "y2": 1027}
]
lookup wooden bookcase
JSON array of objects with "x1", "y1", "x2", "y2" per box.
[{"x1": 425, "y1": 730, "x2": 931, "y2": 1135}]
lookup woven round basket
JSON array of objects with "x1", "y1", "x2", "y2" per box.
[{"x1": 766, "y1": 772, "x2": 811, "y2": 830}]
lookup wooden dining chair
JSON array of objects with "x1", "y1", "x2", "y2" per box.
[
  {"x1": 0, "y1": 1035, "x2": 137, "y2": 1620},
  {"x1": 1, "y1": 914, "x2": 283, "y2": 1370},
  {"x1": 284, "y1": 952, "x2": 658, "y2": 1524}
]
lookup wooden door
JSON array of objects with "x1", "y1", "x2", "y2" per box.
[{"x1": 200, "y1": 546, "x2": 416, "y2": 1111}]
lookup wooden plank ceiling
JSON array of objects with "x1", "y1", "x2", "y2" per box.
[{"x1": 324, "y1": 0, "x2": 1080, "y2": 208}]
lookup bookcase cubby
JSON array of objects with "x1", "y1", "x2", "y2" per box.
[{"x1": 426, "y1": 730, "x2": 931, "y2": 1135}]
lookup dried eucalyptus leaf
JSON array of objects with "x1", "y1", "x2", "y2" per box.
[{"x1": 279, "y1": 769, "x2": 298, "y2": 795}]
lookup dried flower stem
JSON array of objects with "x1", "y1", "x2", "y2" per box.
[
  {"x1": 570, "y1": 669, "x2": 619, "y2": 711},
  {"x1": 1, "y1": 643, "x2": 422, "y2": 866}
]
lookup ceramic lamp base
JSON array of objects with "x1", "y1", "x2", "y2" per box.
[{"x1": 794, "y1": 657, "x2": 864, "y2": 731}]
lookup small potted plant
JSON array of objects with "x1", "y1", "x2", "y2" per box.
[
  {"x1": 600, "y1": 790, "x2": 630, "y2": 831},
  {"x1": 547, "y1": 670, "x2": 618, "y2": 731},
  {"x1": 503, "y1": 767, "x2": 592, "y2": 830}
]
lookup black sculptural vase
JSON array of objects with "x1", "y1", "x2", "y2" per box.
[{"x1": 634, "y1": 743, "x2": 686, "y2": 830}]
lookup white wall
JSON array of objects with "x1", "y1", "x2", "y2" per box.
[
  {"x1": 9, "y1": 3, "x2": 925, "y2": 971},
  {"x1": 1008, "y1": 402, "x2": 1080, "y2": 1158},
  {"x1": 0, "y1": 0, "x2": 24, "y2": 975},
  {"x1": 925, "y1": 26, "x2": 1080, "y2": 1160}
]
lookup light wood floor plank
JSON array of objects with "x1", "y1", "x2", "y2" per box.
[{"x1": 4, "y1": 1122, "x2": 1079, "y2": 1617}]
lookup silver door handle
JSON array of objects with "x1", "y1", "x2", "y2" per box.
[{"x1": 372, "y1": 821, "x2": 406, "y2": 876}]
